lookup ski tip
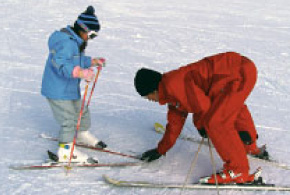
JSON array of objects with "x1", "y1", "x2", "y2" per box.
[
  {"x1": 103, "y1": 174, "x2": 125, "y2": 185},
  {"x1": 154, "y1": 122, "x2": 165, "y2": 133},
  {"x1": 103, "y1": 174, "x2": 108, "y2": 180},
  {"x1": 39, "y1": 133, "x2": 46, "y2": 138},
  {"x1": 103, "y1": 174, "x2": 115, "y2": 184},
  {"x1": 9, "y1": 165, "x2": 20, "y2": 170}
]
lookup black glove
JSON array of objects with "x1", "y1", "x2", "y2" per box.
[
  {"x1": 238, "y1": 131, "x2": 252, "y2": 145},
  {"x1": 198, "y1": 128, "x2": 208, "y2": 138},
  {"x1": 140, "y1": 148, "x2": 162, "y2": 162}
]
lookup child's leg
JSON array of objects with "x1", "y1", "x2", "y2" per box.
[
  {"x1": 72, "y1": 99, "x2": 104, "y2": 147},
  {"x1": 47, "y1": 99, "x2": 78, "y2": 143},
  {"x1": 72, "y1": 99, "x2": 91, "y2": 132}
]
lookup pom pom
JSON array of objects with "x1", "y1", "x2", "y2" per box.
[{"x1": 86, "y1": 6, "x2": 95, "y2": 15}]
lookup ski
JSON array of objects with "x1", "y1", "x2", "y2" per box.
[
  {"x1": 39, "y1": 134, "x2": 139, "y2": 160},
  {"x1": 10, "y1": 161, "x2": 141, "y2": 170},
  {"x1": 103, "y1": 174, "x2": 290, "y2": 191},
  {"x1": 10, "y1": 149, "x2": 141, "y2": 171},
  {"x1": 154, "y1": 122, "x2": 290, "y2": 170}
]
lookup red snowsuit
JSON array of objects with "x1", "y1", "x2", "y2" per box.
[{"x1": 157, "y1": 52, "x2": 257, "y2": 173}]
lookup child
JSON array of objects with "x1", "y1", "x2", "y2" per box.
[{"x1": 41, "y1": 6, "x2": 106, "y2": 164}]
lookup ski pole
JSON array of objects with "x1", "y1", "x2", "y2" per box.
[
  {"x1": 66, "y1": 65, "x2": 102, "y2": 173},
  {"x1": 66, "y1": 82, "x2": 90, "y2": 174},
  {"x1": 87, "y1": 65, "x2": 102, "y2": 107},
  {"x1": 208, "y1": 139, "x2": 220, "y2": 195},
  {"x1": 180, "y1": 137, "x2": 205, "y2": 195}
]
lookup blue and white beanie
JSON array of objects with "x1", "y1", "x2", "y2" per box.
[{"x1": 75, "y1": 6, "x2": 100, "y2": 32}]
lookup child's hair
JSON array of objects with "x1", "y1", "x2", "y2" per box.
[
  {"x1": 72, "y1": 22, "x2": 85, "y2": 37},
  {"x1": 71, "y1": 23, "x2": 88, "y2": 53}
]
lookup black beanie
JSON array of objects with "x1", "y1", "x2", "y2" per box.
[
  {"x1": 74, "y1": 6, "x2": 100, "y2": 32},
  {"x1": 134, "y1": 68, "x2": 162, "y2": 96}
]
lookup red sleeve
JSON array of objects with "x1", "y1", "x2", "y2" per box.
[{"x1": 157, "y1": 105, "x2": 188, "y2": 155}]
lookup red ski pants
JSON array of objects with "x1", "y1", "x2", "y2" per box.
[{"x1": 203, "y1": 57, "x2": 257, "y2": 173}]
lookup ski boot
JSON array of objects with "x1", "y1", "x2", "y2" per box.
[
  {"x1": 199, "y1": 167, "x2": 268, "y2": 186},
  {"x1": 53, "y1": 143, "x2": 98, "y2": 164},
  {"x1": 199, "y1": 168, "x2": 262, "y2": 185},
  {"x1": 76, "y1": 131, "x2": 107, "y2": 149}
]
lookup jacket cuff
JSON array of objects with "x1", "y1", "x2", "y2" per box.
[
  {"x1": 157, "y1": 144, "x2": 167, "y2": 155},
  {"x1": 83, "y1": 56, "x2": 92, "y2": 68}
]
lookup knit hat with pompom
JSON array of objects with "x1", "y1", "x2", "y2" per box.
[{"x1": 74, "y1": 6, "x2": 100, "y2": 32}]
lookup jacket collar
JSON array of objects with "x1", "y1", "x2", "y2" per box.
[
  {"x1": 158, "y1": 81, "x2": 180, "y2": 108},
  {"x1": 158, "y1": 81, "x2": 167, "y2": 106},
  {"x1": 65, "y1": 26, "x2": 84, "y2": 47}
]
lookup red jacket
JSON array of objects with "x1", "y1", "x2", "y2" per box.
[{"x1": 157, "y1": 52, "x2": 253, "y2": 154}]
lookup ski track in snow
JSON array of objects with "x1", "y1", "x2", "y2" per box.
[{"x1": 1, "y1": 0, "x2": 290, "y2": 194}]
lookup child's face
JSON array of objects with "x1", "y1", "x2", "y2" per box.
[{"x1": 79, "y1": 31, "x2": 89, "y2": 42}]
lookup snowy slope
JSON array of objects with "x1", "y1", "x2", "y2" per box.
[{"x1": 1, "y1": 0, "x2": 290, "y2": 194}]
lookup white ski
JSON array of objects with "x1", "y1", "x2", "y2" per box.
[
  {"x1": 103, "y1": 174, "x2": 290, "y2": 191},
  {"x1": 10, "y1": 162, "x2": 141, "y2": 170}
]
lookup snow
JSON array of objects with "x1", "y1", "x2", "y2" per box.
[{"x1": 1, "y1": 0, "x2": 290, "y2": 194}]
